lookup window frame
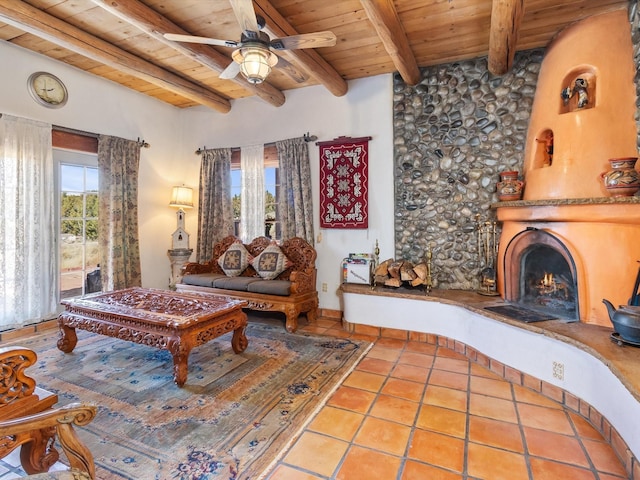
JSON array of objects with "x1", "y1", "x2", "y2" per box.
[
  {"x1": 230, "y1": 145, "x2": 281, "y2": 240},
  {"x1": 52, "y1": 130, "x2": 99, "y2": 302}
]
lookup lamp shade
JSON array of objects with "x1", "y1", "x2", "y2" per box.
[
  {"x1": 169, "y1": 186, "x2": 193, "y2": 209},
  {"x1": 234, "y1": 47, "x2": 278, "y2": 85}
]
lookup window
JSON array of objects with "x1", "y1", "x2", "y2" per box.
[
  {"x1": 56, "y1": 151, "x2": 99, "y2": 299},
  {"x1": 52, "y1": 130, "x2": 100, "y2": 301},
  {"x1": 231, "y1": 145, "x2": 280, "y2": 240}
]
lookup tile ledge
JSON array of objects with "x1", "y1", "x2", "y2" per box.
[
  {"x1": 339, "y1": 284, "x2": 640, "y2": 404},
  {"x1": 491, "y1": 196, "x2": 640, "y2": 208}
]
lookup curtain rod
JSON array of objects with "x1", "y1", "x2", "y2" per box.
[
  {"x1": 194, "y1": 132, "x2": 317, "y2": 155},
  {"x1": 52, "y1": 125, "x2": 150, "y2": 148},
  {"x1": 1, "y1": 115, "x2": 150, "y2": 148},
  {"x1": 53, "y1": 124, "x2": 99, "y2": 139},
  {"x1": 0, "y1": 118, "x2": 101, "y2": 141}
]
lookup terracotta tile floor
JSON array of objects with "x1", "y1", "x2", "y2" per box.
[
  {"x1": 0, "y1": 314, "x2": 629, "y2": 480},
  {"x1": 263, "y1": 315, "x2": 629, "y2": 480}
]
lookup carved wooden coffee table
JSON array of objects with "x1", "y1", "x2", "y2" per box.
[{"x1": 57, "y1": 287, "x2": 248, "y2": 387}]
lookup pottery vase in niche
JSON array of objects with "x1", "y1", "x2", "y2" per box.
[
  {"x1": 601, "y1": 157, "x2": 640, "y2": 197},
  {"x1": 496, "y1": 171, "x2": 525, "y2": 201}
]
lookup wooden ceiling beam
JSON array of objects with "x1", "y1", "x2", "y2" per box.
[
  {"x1": 0, "y1": 0, "x2": 231, "y2": 113},
  {"x1": 252, "y1": 0, "x2": 348, "y2": 97},
  {"x1": 359, "y1": 0, "x2": 420, "y2": 86},
  {"x1": 90, "y1": 0, "x2": 285, "y2": 108},
  {"x1": 488, "y1": 0, "x2": 525, "y2": 75}
]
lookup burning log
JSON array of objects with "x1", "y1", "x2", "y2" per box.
[{"x1": 536, "y1": 272, "x2": 569, "y2": 299}]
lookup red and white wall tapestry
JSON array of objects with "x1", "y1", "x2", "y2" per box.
[{"x1": 318, "y1": 135, "x2": 371, "y2": 229}]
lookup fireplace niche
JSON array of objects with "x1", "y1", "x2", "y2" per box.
[{"x1": 504, "y1": 229, "x2": 578, "y2": 321}]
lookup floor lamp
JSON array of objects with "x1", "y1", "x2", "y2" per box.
[{"x1": 168, "y1": 185, "x2": 193, "y2": 289}]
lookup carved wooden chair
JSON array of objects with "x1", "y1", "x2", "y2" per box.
[{"x1": 0, "y1": 346, "x2": 97, "y2": 479}]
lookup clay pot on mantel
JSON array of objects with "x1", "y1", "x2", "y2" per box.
[
  {"x1": 601, "y1": 157, "x2": 640, "y2": 197},
  {"x1": 496, "y1": 171, "x2": 525, "y2": 201}
]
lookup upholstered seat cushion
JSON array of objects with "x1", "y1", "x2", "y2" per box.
[
  {"x1": 247, "y1": 280, "x2": 291, "y2": 296},
  {"x1": 181, "y1": 272, "x2": 291, "y2": 296},
  {"x1": 182, "y1": 273, "x2": 226, "y2": 287},
  {"x1": 212, "y1": 276, "x2": 261, "y2": 291}
]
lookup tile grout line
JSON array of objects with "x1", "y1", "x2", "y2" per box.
[
  {"x1": 396, "y1": 339, "x2": 433, "y2": 480},
  {"x1": 565, "y1": 407, "x2": 603, "y2": 478},
  {"x1": 463, "y1": 344, "x2": 472, "y2": 479},
  {"x1": 258, "y1": 335, "x2": 374, "y2": 480},
  {"x1": 511, "y1": 381, "x2": 535, "y2": 480}
]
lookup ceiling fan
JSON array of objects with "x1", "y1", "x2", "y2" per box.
[{"x1": 164, "y1": 0, "x2": 337, "y2": 85}]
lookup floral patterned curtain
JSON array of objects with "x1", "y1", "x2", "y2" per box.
[
  {"x1": 196, "y1": 148, "x2": 233, "y2": 262},
  {"x1": 276, "y1": 137, "x2": 314, "y2": 244},
  {"x1": 97, "y1": 135, "x2": 142, "y2": 290},
  {"x1": 0, "y1": 114, "x2": 56, "y2": 329}
]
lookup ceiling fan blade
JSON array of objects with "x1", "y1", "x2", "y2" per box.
[
  {"x1": 274, "y1": 55, "x2": 308, "y2": 83},
  {"x1": 270, "y1": 31, "x2": 337, "y2": 50},
  {"x1": 219, "y1": 61, "x2": 241, "y2": 80},
  {"x1": 229, "y1": 0, "x2": 260, "y2": 33},
  {"x1": 164, "y1": 33, "x2": 238, "y2": 48}
]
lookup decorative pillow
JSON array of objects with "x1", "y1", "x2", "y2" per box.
[
  {"x1": 217, "y1": 241, "x2": 252, "y2": 277},
  {"x1": 251, "y1": 242, "x2": 293, "y2": 280}
]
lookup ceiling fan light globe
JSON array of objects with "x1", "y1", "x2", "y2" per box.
[{"x1": 238, "y1": 47, "x2": 277, "y2": 84}]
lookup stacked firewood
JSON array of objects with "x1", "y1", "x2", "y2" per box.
[{"x1": 374, "y1": 258, "x2": 431, "y2": 289}]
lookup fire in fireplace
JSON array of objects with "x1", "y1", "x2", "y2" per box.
[
  {"x1": 520, "y1": 245, "x2": 577, "y2": 319},
  {"x1": 503, "y1": 228, "x2": 579, "y2": 321}
]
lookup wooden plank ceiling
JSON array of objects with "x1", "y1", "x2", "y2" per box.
[{"x1": 0, "y1": 0, "x2": 630, "y2": 113}]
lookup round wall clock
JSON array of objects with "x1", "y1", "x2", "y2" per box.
[{"x1": 27, "y1": 72, "x2": 68, "y2": 108}]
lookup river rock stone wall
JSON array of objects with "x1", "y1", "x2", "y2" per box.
[{"x1": 393, "y1": 50, "x2": 543, "y2": 290}]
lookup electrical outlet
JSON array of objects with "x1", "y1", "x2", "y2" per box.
[
  {"x1": 322, "y1": 282, "x2": 328, "y2": 292},
  {"x1": 552, "y1": 361, "x2": 564, "y2": 381}
]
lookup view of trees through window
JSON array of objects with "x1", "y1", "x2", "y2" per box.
[
  {"x1": 231, "y1": 166, "x2": 279, "y2": 239},
  {"x1": 59, "y1": 162, "x2": 99, "y2": 299}
]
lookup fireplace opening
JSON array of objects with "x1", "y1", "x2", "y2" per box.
[
  {"x1": 520, "y1": 245, "x2": 577, "y2": 319},
  {"x1": 503, "y1": 228, "x2": 579, "y2": 322}
]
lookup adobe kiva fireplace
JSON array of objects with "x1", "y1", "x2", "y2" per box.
[
  {"x1": 496, "y1": 201, "x2": 640, "y2": 326},
  {"x1": 495, "y1": 11, "x2": 640, "y2": 327},
  {"x1": 504, "y1": 228, "x2": 578, "y2": 321}
]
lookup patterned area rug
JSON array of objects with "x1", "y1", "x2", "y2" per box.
[{"x1": 8, "y1": 320, "x2": 371, "y2": 480}]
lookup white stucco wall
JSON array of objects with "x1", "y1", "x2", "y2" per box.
[
  {"x1": 0, "y1": 41, "x2": 188, "y2": 291},
  {"x1": 0, "y1": 41, "x2": 395, "y2": 310},
  {"x1": 180, "y1": 76, "x2": 396, "y2": 311}
]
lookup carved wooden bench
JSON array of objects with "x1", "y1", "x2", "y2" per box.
[{"x1": 177, "y1": 236, "x2": 318, "y2": 333}]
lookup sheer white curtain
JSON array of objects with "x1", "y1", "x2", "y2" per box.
[
  {"x1": 0, "y1": 114, "x2": 56, "y2": 330},
  {"x1": 240, "y1": 144, "x2": 264, "y2": 242}
]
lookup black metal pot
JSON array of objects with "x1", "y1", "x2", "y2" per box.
[{"x1": 603, "y1": 299, "x2": 640, "y2": 343}]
